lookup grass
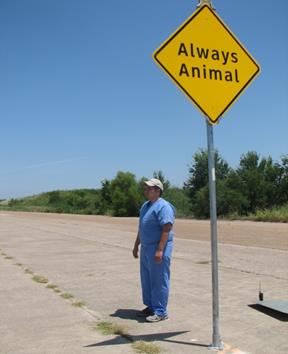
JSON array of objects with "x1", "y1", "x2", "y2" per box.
[
  {"x1": 46, "y1": 284, "x2": 58, "y2": 290},
  {"x1": 246, "y1": 204, "x2": 288, "y2": 223},
  {"x1": 93, "y1": 321, "x2": 161, "y2": 353},
  {"x1": 94, "y1": 321, "x2": 128, "y2": 337},
  {"x1": 0, "y1": 189, "x2": 102, "y2": 215},
  {"x1": 60, "y1": 292, "x2": 74, "y2": 299},
  {"x1": 132, "y1": 341, "x2": 161, "y2": 354},
  {"x1": 46, "y1": 283, "x2": 62, "y2": 293},
  {"x1": 72, "y1": 300, "x2": 87, "y2": 308},
  {"x1": 32, "y1": 275, "x2": 49, "y2": 284}
]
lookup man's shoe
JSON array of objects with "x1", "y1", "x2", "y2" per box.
[
  {"x1": 137, "y1": 307, "x2": 154, "y2": 317},
  {"x1": 146, "y1": 314, "x2": 169, "y2": 322}
]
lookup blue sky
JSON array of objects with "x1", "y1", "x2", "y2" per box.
[{"x1": 0, "y1": 0, "x2": 287, "y2": 199}]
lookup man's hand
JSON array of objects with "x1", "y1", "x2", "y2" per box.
[
  {"x1": 154, "y1": 249, "x2": 163, "y2": 263},
  {"x1": 133, "y1": 233, "x2": 140, "y2": 259},
  {"x1": 133, "y1": 245, "x2": 139, "y2": 258}
]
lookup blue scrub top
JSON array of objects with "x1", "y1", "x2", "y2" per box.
[{"x1": 139, "y1": 198, "x2": 176, "y2": 246}]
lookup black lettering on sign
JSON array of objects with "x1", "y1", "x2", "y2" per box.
[
  {"x1": 209, "y1": 69, "x2": 222, "y2": 81},
  {"x1": 192, "y1": 66, "x2": 200, "y2": 78},
  {"x1": 178, "y1": 43, "x2": 188, "y2": 56},
  {"x1": 221, "y1": 51, "x2": 229, "y2": 65},
  {"x1": 196, "y1": 46, "x2": 209, "y2": 59},
  {"x1": 178, "y1": 64, "x2": 240, "y2": 83},
  {"x1": 177, "y1": 43, "x2": 239, "y2": 65},
  {"x1": 211, "y1": 50, "x2": 220, "y2": 61},
  {"x1": 179, "y1": 63, "x2": 189, "y2": 76},
  {"x1": 231, "y1": 52, "x2": 238, "y2": 63},
  {"x1": 176, "y1": 42, "x2": 241, "y2": 83},
  {"x1": 224, "y1": 71, "x2": 233, "y2": 81}
]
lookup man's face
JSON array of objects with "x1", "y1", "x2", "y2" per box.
[{"x1": 144, "y1": 186, "x2": 160, "y2": 201}]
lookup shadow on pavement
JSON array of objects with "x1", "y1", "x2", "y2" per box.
[
  {"x1": 84, "y1": 330, "x2": 208, "y2": 348},
  {"x1": 249, "y1": 304, "x2": 288, "y2": 322},
  {"x1": 110, "y1": 308, "x2": 147, "y2": 323}
]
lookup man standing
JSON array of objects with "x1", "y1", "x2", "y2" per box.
[{"x1": 133, "y1": 178, "x2": 176, "y2": 322}]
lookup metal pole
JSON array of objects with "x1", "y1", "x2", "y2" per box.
[
  {"x1": 196, "y1": 2, "x2": 222, "y2": 350},
  {"x1": 195, "y1": 0, "x2": 223, "y2": 349},
  {"x1": 206, "y1": 120, "x2": 223, "y2": 350}
]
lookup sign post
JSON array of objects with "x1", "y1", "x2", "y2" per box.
[
  {"x1": 201, "y1": 2, "x2": 222, "y2": 351},
  {"x1": 152, "y1": 0, "x2": 260, "y2": 350},
  {"x1": 206, "y1": 118, "x2": 222, "y2": 350}
]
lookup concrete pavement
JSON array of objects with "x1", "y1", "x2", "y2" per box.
[{"x1": 0, "y1": 211, "x2": 287, "y2": 354}]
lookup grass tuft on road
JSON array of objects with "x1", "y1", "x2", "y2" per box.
[
  {"x1": 60, "y1": 292, "x2": 74, "y2": 299},
  {"x1": 132, "y1": 341, "x2": 161, "y2": 354},
  {"x1": 72, "y1": 300, "x2": 87, "y2": 308},
  {"x1": 46, "y1": 284, "x2": 58, "y2": 290},
  {"x1": 32, "y1": 275, "x2": 49, "y2": 284},
  {"x1": 94, "y1": 321, "x2": 128, "y2": 337}
]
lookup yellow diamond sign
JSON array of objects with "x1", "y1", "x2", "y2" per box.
[{"x1": 153, "y1": 5, "x2": 260, "y2": 124}]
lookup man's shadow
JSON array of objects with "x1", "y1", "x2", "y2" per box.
[{"x1": 110, "y1": 308, "x2": 147, "y2": 323}]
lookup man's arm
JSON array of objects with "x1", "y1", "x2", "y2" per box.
[
  {"x1": 155, "y1": 223, "x2": 172, "y2": 263},
  {"x1": 133, "y1": 232, "x2": 140, "y2": 258}
]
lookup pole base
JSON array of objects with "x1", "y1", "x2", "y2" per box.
[{"x1": 208, "y1": 342, "x2": 224, "y2": 351}]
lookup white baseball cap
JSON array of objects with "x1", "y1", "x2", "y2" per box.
[{"x1": 144, "y1": 178, "x2": 164, "y2": 191}]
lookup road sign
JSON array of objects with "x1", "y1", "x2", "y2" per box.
[{"x1": 153, "y1": 5, "x2": 260, "y2": 124}]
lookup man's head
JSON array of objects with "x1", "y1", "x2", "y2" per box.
[{"x1": 144, "y1": 178, "x2": 163, "y2": 201}]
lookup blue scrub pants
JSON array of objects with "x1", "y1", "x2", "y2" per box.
[{"x1": 140, "y1": 242, "x2": 173, "y2": 317}]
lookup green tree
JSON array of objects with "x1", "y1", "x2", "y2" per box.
[
  {"x1": 184, "y1": 149, "x2": 231, "y2": 217},
  {"x1": 236, "y1": 151, "x2": 283, "y2": 213},
  {"x1": 277, "y1": 155, "x2": 288, "y2": 205},
  {"x1": 48, "y1": 191, "x2": 61, "y2": 204},
  {"x1": 67, "y1": 192, "x2": 89, "y2": 210},
  {"x1": 99, "y1": 179, "x2": 112, "y2": 214},
  {"x1": 109, "y1": 172, "x2": 143, "y2": 216},
  {"x1": 184, "y1": 149, "x2": 230, "y2": 198},
  {"x1": 163, "y1": 187, "x2": 190, "y2": 217},
  {"x1": 153, "y1": 170, "x2": 171, "y2": 190}
]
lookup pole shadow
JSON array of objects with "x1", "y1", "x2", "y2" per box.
[
  {"x1": 84, "y1": 308, "x2": 209, "y2": 349},
  {"x1": 84, "y1": 330, "x2": 208, "y2": 348}
]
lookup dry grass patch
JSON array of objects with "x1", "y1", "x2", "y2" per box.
[
  {"x1": 72, "y1": 300, "x2": 87, "y2": 308},
  {"x1": 94, "y1": 321, "x2": 128, "y2": 337},
  {"x1": 32, "y1": 275, "x2": 49, "y2": 284},
  {"x1": 60, "y1": 292, "x2": 74, "y2": 299},
  {"x1": 132, "y1": 341, "x2": 161, "y2": 354},
  {"x1": 46, "y1": 284, "x2": 58, "y2": 290},
  {"x1": 46, "y1": 284, "x2": 61, "y2": 293}
]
